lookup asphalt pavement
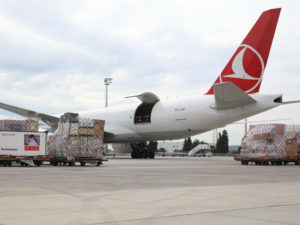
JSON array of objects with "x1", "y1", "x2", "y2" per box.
[{"x1": 1, "y1": 157, "x2": 300, "y2": 225}]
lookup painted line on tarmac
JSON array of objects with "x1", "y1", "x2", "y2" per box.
[{"x1": 82, "y1": 202, "x2": 300, "y2": 225}]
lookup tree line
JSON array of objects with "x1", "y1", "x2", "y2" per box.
[{"x1": 145, "y1": 129, "x2": 229, "y2": 153}]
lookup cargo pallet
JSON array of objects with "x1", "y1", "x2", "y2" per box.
[
  {"x1": 49, "y1": 157, "x2": 103, "y2": 166},
  {"x1": 234, "y1": 156, "x2": 300, "y2": 165}
]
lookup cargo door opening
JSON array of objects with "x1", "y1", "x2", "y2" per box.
[{"x1": 134, "y1": 103, "x2": 155, "y2": 124}]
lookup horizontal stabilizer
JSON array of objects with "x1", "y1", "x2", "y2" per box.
[
  {"x1": 125, "y1": 92, "x2": 160, "y2": 104},
  {"x1": 280, "y1": 100, "x2": 300, "y2": 105},
  {"x1": 212, "y1": 82, "x2": 256, "y2": 110},
  {"x1": 0, "y1": 101, "x2": 59, "y2": 131}
]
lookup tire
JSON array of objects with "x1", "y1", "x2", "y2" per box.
[
  {"x1": 142, "y1": 151, "x2": 148, "y2": 159},
  {"x1": 149, "y1": 152, "x2": 155, "y2": 159},
  {"x1": 131, "y1": 151, "x2": 136, "y2": 159},
  {"x1": 135, "y1": 150, "x2": 142, "y2": 159},
  {"x1": 80, "y1": 162, "x2": 86, "y2": 166},
  {"x1": 34, "y1": 161, "x2": 41, "y2": 167}
]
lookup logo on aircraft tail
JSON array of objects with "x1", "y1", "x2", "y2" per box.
[{"x1": 219, "y1": 44, "x2": 265, "y2": 93}]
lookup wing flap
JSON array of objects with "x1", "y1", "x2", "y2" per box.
[{"x1": 211, "y1": 82, "x2": 256, "y2": 110}]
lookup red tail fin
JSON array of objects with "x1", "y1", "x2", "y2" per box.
[{"x1": 206, "y1": 8, "x2": 281, "y2": 95}]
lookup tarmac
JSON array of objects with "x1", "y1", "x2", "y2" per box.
[{"x1": 1, "y1": 157, "x2": 300, "y2": 225}]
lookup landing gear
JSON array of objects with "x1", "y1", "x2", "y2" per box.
[{"x1": 130, "y1": 143, "x2": 155, "y2": 159}]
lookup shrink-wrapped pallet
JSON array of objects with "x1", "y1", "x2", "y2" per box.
[
  {"x1": 240, "y1": 124, "x2": 300, "y2": 160},
  {"x1": 0, "y1": 119, "x2": 38, "y2": 132},
  {"x1": 48, "y1": 114, "x2": 105, "y2": 160}
]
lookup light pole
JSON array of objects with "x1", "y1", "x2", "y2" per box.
[{"x1": 104, "y1": 78, "x2": 113, "y2": 108}]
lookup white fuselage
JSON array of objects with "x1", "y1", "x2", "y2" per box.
[{"x1": 79, "y1": 93, "x2": 281, "y2": 143}]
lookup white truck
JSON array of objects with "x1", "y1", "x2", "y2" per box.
[{"x1": 0, "y1": 131, "x2": 48, "y2": 166}]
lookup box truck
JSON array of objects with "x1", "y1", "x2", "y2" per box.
[{"x1": 0, "y1": 131, "x2": 48, "y2": 166}]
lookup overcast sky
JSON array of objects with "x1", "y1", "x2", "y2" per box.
[{"x1": 0, "y1": 0, "x2": 299, "y2": 145}]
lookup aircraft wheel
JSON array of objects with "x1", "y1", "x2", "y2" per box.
[
  {"x1": 141, "y1": 150, "x2": 148, "y2": 159},
  {"x1": 148, "y1": 151, "x2": 155, "y2": 159},
  {"x1": 136, "y1": 150, "x2": 142, "y2": 159},
  {"x1": 131, "y1": 151, "x2": 136, "y2": 159}
]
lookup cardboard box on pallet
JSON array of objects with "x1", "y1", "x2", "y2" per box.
[
  {"x1": 70, "y1": 123, "x2": 79, "y2": 135},
  {"x1": 3, "y1": 120, "x2": 25, "y2": 131},
  {"x1": 0, "y1": 120, "x2": 4, "y2": 130},
  {"x1": 0, "y1": 120, "x2": 38, "y2": 132},
  {"x1": 240, "y1": 124, "x2": 287, "y2": 160},
  {"x1": 49, "y1": 135, "x2": 104, "y2": 159},
  {"x1": 48, "y1": 135, "x2": 57, "y2": 157},
  {"x1": 286, "y1": 143, "x2": 299, "y2": 159},
  {"x1": 49, "y1": 116, "x2": 105, "y2": 159},
  {"x1": 60, "y1": 112, "x2": 79, "y2": 123},
  {"x1": 93, "y1": 120, "x2": 105, "y2": 136},
  {"x1": 24, "y1": 120, "x2": 38, "y2": 132},
  {"x1": 240, "y1": 124, "x2": 300, "y2": 160},
  {"x1": 78, "y1": 127, "x2": 95, "y2": 136}
]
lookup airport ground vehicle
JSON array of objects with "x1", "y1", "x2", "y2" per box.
[
  {"x1": 0, "y1": 115, "x2": 105, "y2": 166},
  {"x1": 0, "y1": 130, "x2": 48, "y2": 166}
]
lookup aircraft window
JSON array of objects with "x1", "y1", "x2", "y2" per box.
[{"x1": 134, "y1": 103, "x2": 155, "y2": 124}]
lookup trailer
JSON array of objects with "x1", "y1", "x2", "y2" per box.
[
  {"x1": 49, "y1": 157, "x2": 103, "y2": 166},
  {"x1": 234, "y1": 155, "x2": 300, "y2": 165},
  {"x1": 0, "y1": 131, "x2": 48, "y2": 166}
]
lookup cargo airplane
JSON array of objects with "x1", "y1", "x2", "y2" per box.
[{"x1": 0, "y1": 8, "x2": 299, "y2": 158}]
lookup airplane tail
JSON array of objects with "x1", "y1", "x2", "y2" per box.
[{"x1": 206, "y1": 8, "x2": 281, "y2": 95}]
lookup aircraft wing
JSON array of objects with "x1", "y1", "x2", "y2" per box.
[
  {"x1": 0, "y1": 101, "x2": 59, "y2": 131},
  {"x1": 211, "y1": 82, "x2": 256, "y2": 110},
  {"x1": 0, "y1": 101, "x2": 116, "y2": 136}
]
